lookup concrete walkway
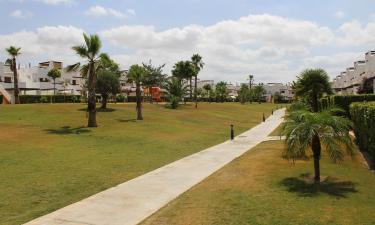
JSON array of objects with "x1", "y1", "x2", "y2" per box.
[{"x1": 25, "y1": 109, "x2": 286, "y2": 225}]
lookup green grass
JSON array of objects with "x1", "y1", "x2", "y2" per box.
[
  {"x1": 0, "y1": 102, "x2": 275, "y2": 225},
  {"x1": 142, "y1": 141, "x2": 375, "y2": 225}
]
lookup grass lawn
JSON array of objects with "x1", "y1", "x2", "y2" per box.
[
  {"x1": 0, "y1": 102, "x2": 275, "y2": 225},
  {"x1": 142, "y1": 141, "x2": 375, "y2": 225}
]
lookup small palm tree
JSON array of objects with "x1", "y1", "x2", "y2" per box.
[
  {"x1": 283, "y1": 109, "x2": 354, "y2": 183},
  {"x1": 164, "y1": 76, "x2": 188, "y2": 109},
  {"x1": 47, "y1": 68, "x2": 62, "y2": 95},
  {"x1": 295, "y1": 69, "x2": 332, "y2": 112},
  {"x1": 6, "y1": 46, "x2": 21, "y2": 104},
  {"x1": 68, "y1": 33, "x2": 103, "y2": 127},
  {"x1": 191, "y1": 54, "x2": 204, "y2": 108},
  {"x1": 127, "y1": 64, "x2": 148, "y2": 120}
]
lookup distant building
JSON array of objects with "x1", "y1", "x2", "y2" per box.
[
  {"x1": 332, "y1": 51, "x2": 375, "y2": 94},
  {"x1": 263, "y1": 83, "x2": 294, "y2": 102}
]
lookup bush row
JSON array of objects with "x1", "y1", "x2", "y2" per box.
[
  {"x1": 350, "y1": 102, "x2": 375, "y2": 161},
  {"x1": 19, "y1": 95, "x2": 82, "y2": 104},
  {"x1": 319, "y1": 94, "x2": 375, "y2": 117}
]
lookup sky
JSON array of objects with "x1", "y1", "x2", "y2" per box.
[{"x1": 0, "y1": 0, "x2": 374, "y2": 84}]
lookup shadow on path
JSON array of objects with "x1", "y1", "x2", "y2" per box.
[
  {"x1": 45, "y1": 126, "x2": 91, "y2": 135},
  {"x1": 280, "y1": 173, "x2": 357, "y2": 198}
]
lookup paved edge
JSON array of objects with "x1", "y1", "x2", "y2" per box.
[{"x1": 24, "y1": 109, "x2": 286, "y2": 225}]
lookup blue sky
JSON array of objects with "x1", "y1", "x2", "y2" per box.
[{"x1": 1, "y1": 0, "x2": 374, "y2": 83}]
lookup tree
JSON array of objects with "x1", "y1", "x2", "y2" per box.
[
  {"x1": 164, "y1": 76, "x2": 188, "y2": 109},
  {"x1": 191, "y1": 54, "x2": 204, "y2": 108},
  {"x1": 47, "y1": 68, "x2": 62, "y2": 95},
  {"x1": 247, "y1": 74, "x2": 254, "y2": 103},
  {"x1": 61, "y1": 79, "x2": 70, "y2": 102},
  {"x1": 5, "y1": 46, "x2": 21, "y2": 104},
  {"x1": 127, "y1": 64, "x2": 147, "y2": 120},
  {"x1": 295, "y1": 69, "x2": 333, "y2": 113},
  {"x1": 283, "y1": 109, "x2": 354, "y2": 183},
  {"x1": 202, "y1": 84, "x2": 213, "y2": 102},
  {"x1": 238, "y1": 84, "x2": 250, "y2": 104},
  {"x1": 253, "y1": 84, "x2": 266, "y2": 103},
  {"x1": 358, "y1": 77, "x2": 374, "y2": 94},
  {"x1": 142, "y1": 61, "x2": 166, "y2": 103},
  {"x1": 68, "y1": 33, "x2": 104, "y2": 127},
  {"x1": 172, "y1": 61, "x2": 195, "y2": 101},
  {"x1": 97, "y1": 70, "x2": 120, "y2": 109},
  {"x1": 215, "y1": 81, "x2": 228, "y2": 102}
]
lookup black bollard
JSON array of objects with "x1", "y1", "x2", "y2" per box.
[
  {"x1": 230, "y1": 124, "x2": 234, "y2": 140},
  {"x1": 263, "y1": 113, "x2": 266, "y2": 122},
  {"x1": 271, "y1": 109, "x2": 273, "y2": 115}
]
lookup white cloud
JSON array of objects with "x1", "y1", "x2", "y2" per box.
[
  {"x1": 10, "y1": 9, "x2": 33, "y2": 19},
  {"x1": 334, "y1": 10, "x2": 345, "y2": 19},
  {"x1": 84, "y1": 5, "x2": 135, "y2": 19},
  {"x1": 1, "y1": 13, "x2": 374, "y2": 84},
  {"x1": 35, "y1": 0, "x2": 74, "y2": 5},
  {"x1": 0, "y1": 25, "x2": 84, "y2": 65}
]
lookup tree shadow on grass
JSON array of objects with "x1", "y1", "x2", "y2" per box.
[
  {"x1": 45, "y1": 126, "x2": 92, "y2": 135},
  {"x1": 77, "y1": 108, "x2": 116, "y2": 112},
  {"x1": 116, "y1": 119, "x2": 137, "y2": 123},
  {"x1": 280, "y1": 173, "x2": 357, "y2": 198}
]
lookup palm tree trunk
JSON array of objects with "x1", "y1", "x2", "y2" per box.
[
  {"x1": 87, "y1": 62, "x2": 97, "y2": 127},
  {"x1": 189, "y1": 77, "x2": 192, "y2": 100},
  {"x1": 312, "y1": 134, "x2": 321, "y2": 183},
  {"x1": 136, "y1": 82, "x2": 143, "y2": 120},
  {"x1": 194, "y1": 75, "x2": 198, "y2": 108},
  {"x1": 12, "y1": 58, "x2": 20, "y2": 104},
  {"x1": 312, "y1": 94, "x2": 319, "y2": 112}
]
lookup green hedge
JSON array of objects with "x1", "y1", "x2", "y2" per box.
[
  {"x1": 19, "y1": 95, "x2": 81, "y2": 104},
  {"x1": 320, "y1": 94, "x2": 375, "y2": 116},
  {"x1": 350, "y1": 102, "x2": 375, "y2": 161}
]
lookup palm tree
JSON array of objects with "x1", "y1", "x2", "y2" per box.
[
  {"x1": 295, "y1": 69, "x2": 332, "y2": 112},
  {"x1": 47, "y1": 68, "x2": 62, "y2": 95},
  {"x1": 164, "y1": 76, "x2": 188, "y2": 109},
  {"x1": 61, "y1": 79, "x2": 70, "y2": 102},
  {"x1": 172, "y1": 61, "x2": 195, "y2": 103},
  {"x1": 191, "y1": 54, "x2": 204, "y2": 108},
  {"x1": 283, "y1": 109, "x2": 354, "y2": 183},
  {"x1": 215, "y1": 81, "x2": 228, "y2": 102},
  {"x1": 127, "y1": 64, "x2": 147, "y2": 120},
  {"x1": 97, "y1": 70, "x2": 120, "y2": 109},
  {"x1": 68, "y1": 33, "x2": 103, "y2": 127},
  {"x1": 247, "y1": 74, "x2": 254, "y2": 103},
  {"x1": 6, "y1": 46, "x2": 21, "y2": 104}
]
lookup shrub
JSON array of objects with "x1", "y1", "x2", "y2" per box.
[
  {"x1": 319, "y1": 94, "x2": 375, "y2": 117},
  {"x1": 350, "y1": 102, "x2": 375, "y2": 160},
  {"x1": 288, "y1": 101, "x2": 311, "y2": 112},
  {"x1": 19, "y1": 95, "x2": 82, "y2": 104},
  {"x1": 116, "y1": 94, "x2": 126, "y2": 103}
]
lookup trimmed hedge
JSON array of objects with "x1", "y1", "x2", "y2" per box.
[
  {"x1": 19, "y1": 95, "x2": 81, "y2": 104},
  {"x1": 350, "y1": 102, "x2": 375, "y2": 161},
  {"x1": 320, "y1": 94, "x2": 375, "y2": 117}
]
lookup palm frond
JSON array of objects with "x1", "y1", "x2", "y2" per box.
[
  {"x1": 72, "y1": 45, "x2": 89, "y2": 58},
  {"x1": 66, "y1": 62, "x2": 81, "y2": 72}
]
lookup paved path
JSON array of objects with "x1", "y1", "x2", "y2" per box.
[{"x1": 25, "y1": 109, "x2": 286, "y2": 225}]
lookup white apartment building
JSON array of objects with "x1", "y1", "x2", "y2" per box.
[
  {"x1": 263, "y1": 83, "x2": 294, "y2": 102},
  {"x1": 0, "y1": 61, "x2": 84, "y2": 103},
  {"x1": 332, "y1": 50, "x2": 375, "y2": 94}
]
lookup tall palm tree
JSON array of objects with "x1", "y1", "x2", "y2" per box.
[
  {"x1": 68, "y1": 33, "x2": 103, "y2": 127},
  {"x1": 6, "y1": 46, "x2": 21, "y2": 104},
  {"x1": 47, "y1": 68, "x2": 62, "y2": 95},
  {"x1": 295, "y1": 69, "x2": 332, "y2": 113},
  {"x1": 247, "y1": 74, "x2": 254, "y2": 103},
  {"x1": 127, "y1": 64, "x2": 147, "y2": 120},
  {"x1": 283, "y1": 109, "x2": 354, "y2": 183},
  {"x1": 191, "y1": 54, "x2": 204, "y2": 108}
]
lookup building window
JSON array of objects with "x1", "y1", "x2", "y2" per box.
[
  {"x1": 39, "y1": 78, "x2": 49, "y2": 82},
  {"x1": 4, "y1": 77, "x2": 12, "y2": 83},
  {"x1": 72, "y1": 80, "x2": 77, "y2": 85}
]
